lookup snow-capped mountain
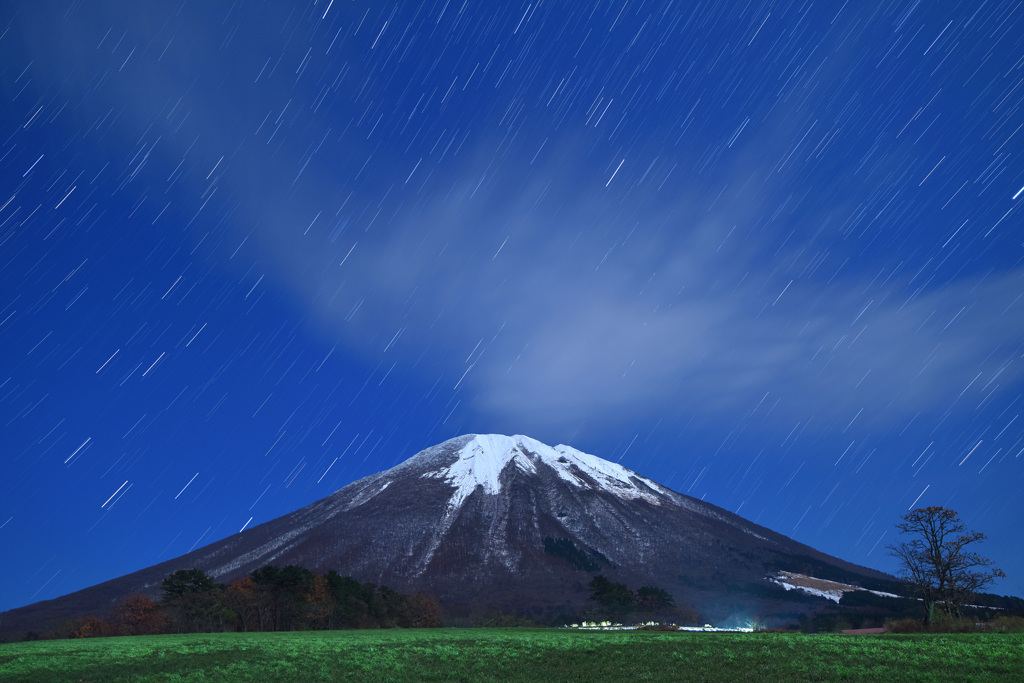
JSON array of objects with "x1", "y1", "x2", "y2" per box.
[
  {"x1": 1, "y1": 434, "x2": 894, "y2": 632},
  {"x1": 421, "y1": 434, "x2": 669, "y2": 508},
  {"x1": 198, "y1": 434, "x2": 774, "y2": 585}
]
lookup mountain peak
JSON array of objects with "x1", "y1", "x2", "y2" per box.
[
  {"x1": 416, "y1": 433, "x2": 669, "y2": 510},
  {"x1": 0, "y1": 433, "x2": 894, "y2": 637}
]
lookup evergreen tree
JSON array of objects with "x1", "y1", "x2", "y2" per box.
[
  {"x1": 588, "y1": 575, "x2": 635, "y2": 619},
  {"x1": 160, "y1": 569, "x2": 226, "y2": 633},
  {"x1": 635, "y1": 586, "x2": 675, "y2": 612}
]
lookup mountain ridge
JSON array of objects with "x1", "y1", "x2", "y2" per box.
[{"x1": 1, "y1": 433, "x2": 894, "y2": 635}]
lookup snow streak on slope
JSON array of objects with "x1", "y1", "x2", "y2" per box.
[
  {"x1": 421, "y1": 434, "x2": 670, "y2": 511},
  {"x1": 768, "y1": 571, "x2": 902, "y2": 603}
]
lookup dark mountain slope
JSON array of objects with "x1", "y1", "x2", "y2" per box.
[{"x1": 1, "y1": 434, "x2": 893, "y2": 635}]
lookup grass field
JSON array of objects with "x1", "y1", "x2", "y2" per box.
[{"x1": 1, "y1": 628, "x2": 1022, "y2": 682}]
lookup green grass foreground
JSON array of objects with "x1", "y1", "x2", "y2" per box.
[{"x1": 1, "y1": 628, "x2": 1022, "y2": 682}]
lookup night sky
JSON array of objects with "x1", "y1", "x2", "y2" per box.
[{"x1": 2, "y1": 1, "x2": 1023, "y2": 613}]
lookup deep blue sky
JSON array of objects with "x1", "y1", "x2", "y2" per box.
[{"x1": 2, "y1": 1, "x2": 1022, "y2": 612}]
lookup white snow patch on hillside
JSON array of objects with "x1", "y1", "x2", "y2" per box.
[
  {"x1": 422, "y1": 434, "x2": 669, "y2": 511},
  {"x1": 772, "y1": 577, "x2": 846, "y2": 602},
  {"x1": 768, "y1": 571, "x2": 901, "y2": 603}
]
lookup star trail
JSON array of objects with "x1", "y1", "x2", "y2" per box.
[{"x1": 1, "y1": 1, "x2": 1022, "y2": 612}]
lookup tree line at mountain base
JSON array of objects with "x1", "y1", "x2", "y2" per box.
[
  {"x1": 38, "y1": 565, "x2": 441, "y2": 639},
  {"x1": 31, "y1": 571, "x2": 700, "y2": 639},
  {"x1": 586, "y1": 575, "x2": 700, "y2": 624}
]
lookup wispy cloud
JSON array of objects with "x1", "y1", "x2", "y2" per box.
[
  {"x1": 33, "y1": 3, "x2": 1022, "y2": 438},
  {"x1": 253, "y1": 144, "x2": 1024, "y2": 435}
]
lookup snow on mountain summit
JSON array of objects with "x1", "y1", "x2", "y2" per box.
[{"x1": 420, "y1": 434, "x2": 669, "y2": 510}]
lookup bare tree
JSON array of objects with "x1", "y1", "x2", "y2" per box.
[{"x1": 888, "y1": 506, "x2": 1005, "y2": 623}]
